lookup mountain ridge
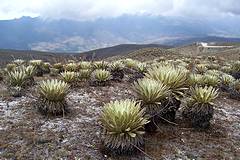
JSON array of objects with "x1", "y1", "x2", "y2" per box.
[{"x1": 0, "y1": 16, "x2": 240, "y2": 52}]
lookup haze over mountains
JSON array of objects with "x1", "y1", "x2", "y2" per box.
[{"x1": 1, "y1": 15, "x2": 240, "y2": 53}]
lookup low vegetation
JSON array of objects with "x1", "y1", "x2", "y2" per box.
[{"x1": 0, "y1": 53, "x2": 239, "y2": 159}]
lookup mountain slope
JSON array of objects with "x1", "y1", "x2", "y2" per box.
[
  {"x1": 0, "y1": 16, "x2": 240, "y2": 52},
  {"x1": 0, "y1": 49, "x2": 68, "y2": 65},
  {"x1": 77, "y1": 44, "x2": 172, "y2": 60}
]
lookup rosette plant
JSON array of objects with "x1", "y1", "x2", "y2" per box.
[
  {"x1": 203, "y1": 74, "x2": 220, "y2": 87},
  {"x1": 182, "y1": 86, "x2": 218, "y2": 128},
  {"x1": 145, "y1": 65, "x2": 188, "y2": 122},
  {"x1": 109, "y1": 61, "x2": 124, "y2": 81},
  {"x1": 77, "y1": 69, "x2": 92, "y2": 81},
  {"x1": 64, "y1": 63, "x2": 78, "y2": 72},
  {"x1": 231, "y1": 61, "x2": 240, "y2": 79},
  {"x1": 29, "y1": 60, "x2": 44, "y2": 76},
  {"x1": 229, "y1": 80, "x2": 240, "y2": 100},
  {"x1": 220, "y1": 74, "x2": 235, "y2": 91},
  {"x1": 128, "y1": 63, "x2": 147, "y2": 83},
  {"x1": 13, "y1": 59, "x2": 25, "y2": 66},
  {"x1": 17, "y1": 65, "x2": 36, "y2": 86},
  {"x1": 42, "y1": 62, "x2": 51, "y2": 74},
  {"x1": 7, "y1": 70, "x2": 28, "y2": 97},
  {"x1": 90, "y1": 69, "x2": 111, "y2": 86},
  {"x1": 188, "y1": 74, "x2": 204, "y2": 87},
  {"x1": 123, "y1": 58, "x2": 139, "y2": 70},
  {"x1": 100, "y1": 99, "x2": 149, "y2": 154},
  {"x1": 37, "y1": 79, "x2": 70, "y2": 115},
  {"x1": 92, "y1": 61, "x2": 108, "y2": 70},
  {"x1": 78, "y1": 61, "x2": 92, "y2": 70},
  {"x1": 53, "y1": 63, "x2": 64, "y2": 73},
  {"x1": 60, "y1": 71, "x2": 76, "y2": 84},
  {"x1": 132, "y1": 78, "x2": 170, "y2": 131},
  {"x1": 196, "y1": 64, "x2": 207, "y2": 74},
  {"x1": 6, "y1": 63, "x2": 17, "y2": 72}
]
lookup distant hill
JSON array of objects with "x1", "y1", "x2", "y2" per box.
[
  {"x1": 212, "y1": 47, "x2": 240, "y2": 60},
  {"x1": 107, "y1": 47, "x2": 177, "y2": 61},
  {"x1": 0, "y1": 49, "x2": 69, "y2": 65},
  {"x1": 167, "y1": 36, "x2": 240, "y2": 46},
  {"x1": 0, "y1": 44, "x2": 171, "y2": 64},
  {"x1": 77, "y1": 44, "x2": 172, "y2": 60}
]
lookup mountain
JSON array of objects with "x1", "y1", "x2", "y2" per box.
[
  {"x1": 78, "y1": 44, "x2": 171, "y2": 60},
  {"x1": 0, "y1": 16, "x2": 240, "y2": 52},
  {"x1": 0, "y1": 44, "x2": 170, "y2": 64}
]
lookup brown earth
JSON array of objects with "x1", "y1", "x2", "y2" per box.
[{"x1": 0, "y1": 76, "x2": 240, "y2": 160}]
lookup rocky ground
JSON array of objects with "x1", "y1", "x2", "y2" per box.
[{"x1": 0, "y1": 78, "x2": 240, "y2": 160}]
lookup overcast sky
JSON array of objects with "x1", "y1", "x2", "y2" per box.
[{"x1": 0, "y1": 0, "x2": 240, "y2": 20}]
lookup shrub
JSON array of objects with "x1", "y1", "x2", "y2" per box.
[
  {"x1": 37, "y1": 79, "x2": 70, "y2": 115},
  {"x1": 100, "y1": 99, "x2": 149, "y2": 153},
  {"x1": 182, "y1": 86, "x2": 218, "y2": 128}
]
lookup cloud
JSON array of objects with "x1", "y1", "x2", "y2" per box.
[{"x1": 0, "y1": 0, "x2": 240, "y2": 20}]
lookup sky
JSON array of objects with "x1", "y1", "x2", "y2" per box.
[{"x1": 0, "y1": 0, "x2": 240, "y2": 20}]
